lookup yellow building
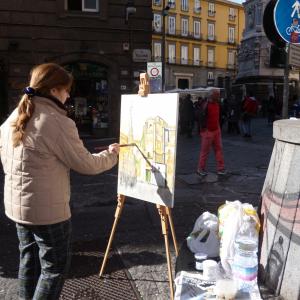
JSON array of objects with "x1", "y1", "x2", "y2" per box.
[{"x1": 152, "y1": 0, "x2": 245, "y2": 90}]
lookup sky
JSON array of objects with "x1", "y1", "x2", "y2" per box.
[{"x1": 231, "y1": 0, "x2": 244, "y2": 3}]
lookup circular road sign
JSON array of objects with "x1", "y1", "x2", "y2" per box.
[
  {"x1": 150, "y1": 67, "x2": 159, "y2": 77},
  {"x1": 274, "y1": 0, "x2": 300, "y2": 44}
]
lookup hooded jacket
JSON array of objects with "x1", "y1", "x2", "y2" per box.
[{"x1": 0, "y1": 96, "x2": 118, "y2": 225}]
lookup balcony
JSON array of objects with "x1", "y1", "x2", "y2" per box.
[
  {"x1": 227, "y1": 63, "x2": 236, "y2": 69},
  {"x1": 207, "y1": 35, "x2": 216, "y2": 42},
  {"x1": 153, "y1": 0, "x2": 161, "y2": 6},
  {"x1": 228, "y1": 38, "x2": 236, "y2": 45},
  {"x1": 153, "y1": 25, "x2": 162, "y2": 33},
  {"x1": 229, "y1": 14, "x2": 236, "y2": 21},
  {"x1": 208, "y1": 10, "x2": 216, "y2": 17},
  {"x1": 194, "y1": 6, "x2": 201, "y2": 13},
  {"x1": 207, "y1": 61, "x2": 216, "y2": 68},
  {"x1": 152, "y1": 56, "x2": 203, "y2": 66},
  {"x1": 181, "y1": 5, "x2": 189, "y2": 12},
  {"x1": 165, "y1": 30, "x2": 203, "y2": 40}
]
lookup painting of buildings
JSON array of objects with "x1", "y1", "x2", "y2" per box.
[{"x1": 118, "y1": 93, "x2": 179, "y2": 207}]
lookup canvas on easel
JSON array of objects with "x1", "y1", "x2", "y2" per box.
[
  {"x1": 118, "y1": 93, "x2": 179, "y2": 208},
  {"x1": 100, "y1": 91, "x2": 179, "y2": 300}
]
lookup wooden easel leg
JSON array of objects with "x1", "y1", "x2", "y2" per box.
[
  {"x1": 166, "y1": 207, "x2": 179, "y2": 257},
  {"x1": 157, "y1": 205, "x2": 174, "y2": 300},
  {"x1": 99, "y1": 194, "x2": 125, "y2": 277}
]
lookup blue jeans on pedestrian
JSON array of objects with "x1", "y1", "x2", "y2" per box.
[
  {"x1": 242, "y1": 115, "x2": 252, "y2": 136},
  {"x1": 16, "y1": 219, "x2": 72, "y2": 300}
]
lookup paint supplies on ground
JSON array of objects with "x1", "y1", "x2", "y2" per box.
[
  {"x1": 218, "y1": 201, "x2": 260, "y2": 276},
  {"x1": 186, "y1": 212, "x2": 220, "y2": 257}
]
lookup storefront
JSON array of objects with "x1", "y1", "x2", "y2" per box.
[{"x1": 64, "y1": 61, "x2": 110, "y2": 137}]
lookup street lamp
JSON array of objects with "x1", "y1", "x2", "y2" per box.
[{"x1": 161, "y1": 1, "x2": 173, "y2": 92}]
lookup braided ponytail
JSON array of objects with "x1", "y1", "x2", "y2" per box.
[{"x1": 12, "y1": 94, "x2": 35, "y2": 147}]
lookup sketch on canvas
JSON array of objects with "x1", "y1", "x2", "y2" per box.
[{"x1": 117, "y1": 93, "x2": 179, "y2": 207}]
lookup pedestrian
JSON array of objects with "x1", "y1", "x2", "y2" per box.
[
  {"x1": 194, "y1": 96, "x2": 204, "y2": 133},
  {"x1": 196, "y1": 89, "x2": 226, "y2": 176},
  {"x1": 0, "y1": 63, "x2": 120, "y2": 300},
  {"x1": 241, "y1": 91, "x2": 258, "y2": 138},
  {"x1": 266, "y1": 95, "x2": 276, "y2": 124},
  {"x1": 180, "y1": 94, "x2": 194, "y2": 137},
  {"x1": 227, "y1": 94, "x2": 241, "y2": 134}
]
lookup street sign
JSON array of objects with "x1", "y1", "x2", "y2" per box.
[
  {"x1": 147, "y1": 62, "x2": 162, "y2": 93},
  {"x1": 289, "y1": 43, "x2": 300, "y2": 67},
  {"x1": 274, "y1": 0, "x2": 300, "y2": 44}
]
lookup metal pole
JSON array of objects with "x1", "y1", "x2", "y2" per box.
[
  {"x1": 282, "y1": 43, "x2": 290, "y2": 119},
  {"x1": 162, "y1": 0, "x2": 166, "y2": 92}
]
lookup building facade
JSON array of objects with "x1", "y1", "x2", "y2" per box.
[
  {"x1": 0, "y1": 0, "x2": 152, "y2": 137},
  {"x1": 152, "y1": 0, "x2": 245, "y2": 91}
]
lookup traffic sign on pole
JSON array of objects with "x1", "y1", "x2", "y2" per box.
[
  {"x1": 147, "y1": 62, "x2": 162, "y2": 93},
  {"x1": 274, "y1": 0, "x2": 300, "y2": 44}
]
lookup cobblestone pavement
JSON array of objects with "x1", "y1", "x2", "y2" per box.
[{"x1": 0, "y1": 118, "x2": 274, "y2": 300}]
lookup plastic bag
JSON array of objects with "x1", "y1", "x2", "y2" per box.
[
  {"x1": 186, "y1": 212, "x2": 220, "y2": 257},
  {"x1": 218, "y1": 200, "x2": 260, "y2": 275}
]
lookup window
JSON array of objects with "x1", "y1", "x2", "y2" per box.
[
  {"x1": 193, "y1": 47, "x2": 200, "y2": 65},
  {"x1": 67, "y1": 0, "x2": 99, "y2": 12},
  {"x1": 181, "y1": 0, "x2": 188, "y2": 12},
  {"x1": 228, "y1": 50, "x2": 235, "y2": 68},
  {"x1": 181, "y1": 45, "x2": 188, "y2": 64},
  {"x1": 207, "y1": 48, "x2": 215, "y2": 66},
  {"x1": 153, "y1": 0, "x2": 161, "y2": 6},
  {"x1": 168, "y1": 44, "x2": 176, "y2": 63},
  {"x1": 194, "y1": 20, "x2": 201, "y2": 38},
  {"x1": 168, "y1": 0, "x2": 176, "y2": 9},
  {"x1": 229, "y1": 7, "x2": 236, "y2": 20},
  {"x1": 181, "y1": 18, "x2": 189, "y2": 36},
  {"x1": 228, "y1": 27, "x2": 235, "y2": 43},
  {"x1": 208, "y1": 2, "x2": 215, "y2": 16},
  {"x1": 154, "y1": 42, "x2": 162, "y2": 61},
  {"x1": 208, "y1": 71, "x2": 214, "y2": 79},
  {"x1": 153, "y1": 14, "x2": 162, "y2": 32},
  {"x1": 168, "y1": 16, "x2": 176, "y2": 34},
  {"x1": 194, "y1": 0, "x2": 201, "y2": 13},
  {"x1": 208, "y1": 23, "x2": 215, "y2": 40}
]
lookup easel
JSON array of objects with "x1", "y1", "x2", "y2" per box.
[{"x1": 99, "y1": 74, "x2": 179, "y2": 300}]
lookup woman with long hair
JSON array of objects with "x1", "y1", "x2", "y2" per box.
[{"x1": 0, "y1": 63, "x2": 119, "y2": 299}]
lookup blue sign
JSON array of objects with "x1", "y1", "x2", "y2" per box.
[{"x1": 274, "y1": 0, "x2": 300, "y2": 44}]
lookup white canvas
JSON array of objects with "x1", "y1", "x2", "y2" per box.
[{"x1": 117, "y1": 93, "x2": 179, "y2": 207}]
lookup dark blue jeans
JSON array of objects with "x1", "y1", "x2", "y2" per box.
[{"x1": 16, "y1": 219, "x2": 72, "y2": 300}]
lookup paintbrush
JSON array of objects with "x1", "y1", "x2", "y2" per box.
[
  {"x1": 94, "y1": 143, "x2": 135, "y2": 151},
  {"x1": 95, "y1": 143, "x2": 154, "y2": 170}
]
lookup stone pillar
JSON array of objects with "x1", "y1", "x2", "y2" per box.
[{"x1": 259, "y1": 120, "x2": 300, "y2": 299}]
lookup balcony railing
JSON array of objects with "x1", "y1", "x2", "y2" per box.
[
  {"x1": 153, "y1": 0, "x2": 162, "y2": 6},
  {"x1": 164, "y1": 30, "x2": 203, "y2": 40},
  {"x1": 229, "y1": 14, "x2": 236, "y2": 21},
  {"x1": 151, "y1": 56, "x2": 203, "y2": 66},
  {"x1": 207, "y1": 35, "x2": 217, "y2": 42},
  {"x1": 228, "y1": 38, "x2": 237, "y2": 45},
  {"x1": 208, "y1": 10, "x2": 216, "y2": 17},
  {"x1": 227, "y1": 63, "x2": 236, "y2": 69},
  {"x1": 194, "y1": 6, "x2": 201, "y2": 13}
]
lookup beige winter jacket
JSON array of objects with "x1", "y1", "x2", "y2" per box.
[{"x1": 0, "y1": 96, "x2": 118, "y2": 225}]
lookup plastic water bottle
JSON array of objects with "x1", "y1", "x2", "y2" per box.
[{"x1": 232, "y1": 215, "x2": 258, "y2": 293}]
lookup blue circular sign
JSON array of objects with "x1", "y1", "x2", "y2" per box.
[{"x1": 274, "y1": 0, "x2": 300, "y2": 44}]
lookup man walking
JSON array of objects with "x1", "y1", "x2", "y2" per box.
[{"x1": 196, "y1": 89, "x2": 226, "y2": 176}]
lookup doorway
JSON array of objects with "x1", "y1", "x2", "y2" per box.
[
  {"x1": 178, "y1": 78, "x2": 189, "y2": 89},
  {"x1": 64, "y1": 62, "x2": 109, "y2": 137}
]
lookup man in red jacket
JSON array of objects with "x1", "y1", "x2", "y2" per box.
[{"x1": 196, "y1": 89, "x2": 226, "y2": 176}]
